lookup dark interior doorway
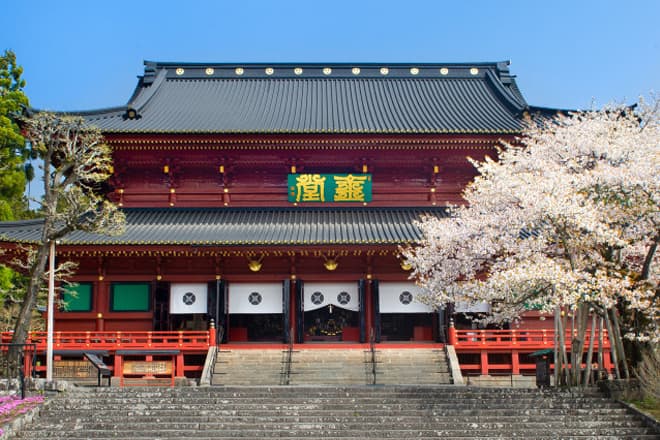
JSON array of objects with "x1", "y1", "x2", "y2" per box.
[
  {"x1": 228, "y1": 314, "x2": 283, "y2": 342},
  {"x1": 304, "y1": 305, "x2": 359, "y2": 342},
  {"x1": 380, "y1": 313, "x2": 434, "y2": 341}
]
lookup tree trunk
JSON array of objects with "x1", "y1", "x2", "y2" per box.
[
  {"x1": 609, "y1": 308, "x2": 630, "y2": 379},
  {"x1": 583, "y1": 313, "x2": 597, "y2": 386},
  {"x1": 554, "y1": 307, "x2": 560, "y2": 387},
  {"x1": 598, "y1": 316, "x2": 604, "y2": 376},
  {"x1": 8, "y1": 242, "x2": 50, "y2": 376},
  {"x1": 604, "y1": 311, "x2": 621, "y2": 380},
  {"x1": 556, "y1": 309, "x2": 570, "y2": 386},
  {"x1": 571, "y1": 305, "x2": 589, "y2": 386}
]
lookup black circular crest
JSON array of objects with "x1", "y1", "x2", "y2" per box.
[
  {"x1": 182, "y1": 292, "x2": 196, "y2": 306},
  {"x1": 248, "y1": 292, "x2": 262, "y2": 305},
  {"x1": 311, "y1": 291, "x2": 324, "y2": 305},
  {"x1": 399, "y1": 291, "x2": 413, "y2": 305},
  {"x1": 337, "y1": 291, "x2": 351, "y2": 305}
]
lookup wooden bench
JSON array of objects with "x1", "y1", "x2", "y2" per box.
[
  {"x1": 83, "y1": 352, "x2": 112, "y2": 387},
  {"x1": 116, "y1": 349, "x2": 179, "y2": 387}
]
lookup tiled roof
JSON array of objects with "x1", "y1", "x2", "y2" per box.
[
  {"x1": 74, "y1": 61, "x2": 529, "y2": 134},
  {"x1": 0, "y1": 207, "x2": 448, "y2": 246}
]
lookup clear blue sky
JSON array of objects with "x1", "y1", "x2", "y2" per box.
[{"x1": 2, "y1": 0, "x2": 659, "y2": 112}]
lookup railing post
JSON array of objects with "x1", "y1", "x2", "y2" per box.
[
  {"x1": 147, "y1": 331, "x2": 152, "y2": 348},
  {"x1": 512, "y1": 350, "x2": 520, "y2": 374},
  {"x1": 176, "y1": 353, "x2": 184, "y2": 378},
  {"x1": 209, "y1": 319, "x2": 217, "y2": 347},
  {"x1": 511, "y1": 329, "x2": 517, "y2": 345},
  {"x1": 448, "y1": 319, "x2": 456, "y2": 345},
  {"x1": 480, "y1": 351, "x2": 489, "y2": 375}
]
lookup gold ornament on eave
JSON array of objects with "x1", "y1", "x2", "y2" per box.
[
  {"x1": 247, "y1": 255, "x2": 264, "y2": 272},
  {"x1": 323, "y1": 255, "x2": 339, "y2": 271}
]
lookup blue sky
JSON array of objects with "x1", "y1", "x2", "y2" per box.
[{"x1": 2, "y1": 0, "x2": 659, "y2": 112}]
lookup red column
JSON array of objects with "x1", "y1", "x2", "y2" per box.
[
  {"x1": 176, "y1": 353, "x2": 184, "y2": 377},
  {"x1": 208, "y1": 320, "x2": 216, "y2": 347},
  {"x1": 480, "y1": 351, "x2": 489, "y2": 375},
  {"x1": 448, "y1": 321, "x2": 457, "y2": 345},
  {"x1": 96, "y1": 313, "x2": 105, "y2": 331},
  {"x1": 114, "y1": 355, "x2": 122, "y2": 379},
  {"x1": 512, "y1": 350, "x2": 520, "y2": 374}
]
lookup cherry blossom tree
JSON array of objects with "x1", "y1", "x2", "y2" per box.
[{"x1": 403, "y1": 98, "x2": 659, "y2": 386}]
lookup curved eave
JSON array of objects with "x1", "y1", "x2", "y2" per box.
[
  {"x1": 96, "y1": 128, "x2": 521, "y2": 135},
  {"x1": 53, "y1": 238, "x2": 420, "y2": 246},
  {"x1": 0, "y1": 207, "x2": 443, "y2": 248}
]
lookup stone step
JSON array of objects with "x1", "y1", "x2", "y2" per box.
[
  {"x1": 289, "y1": 349, "x2": 370, "y2": 385},
  {"x1": 17, "y1": 427, "x2": 658, "y2": 439},
  {"x1": 212, "y1": 349, "x2": 287, "y2": 385},
  {"x1": 15, "y1": 386, "x2": 656, "y2": 440},
  {"x1": 46, "y1": 395, "x2": 627, "y2": 406},
  {"x1": 38, "y1": 412, "x2": 638, "y2": 423},
  {"x1": 29, "y1": 418, "x2": 651, "y2": 431},
  {"x1": 20, "y1": 433, "x2": 658, "y2": 440},
  {"x1": 373, "y1": 348, "x2": 452, "y2": 385}
]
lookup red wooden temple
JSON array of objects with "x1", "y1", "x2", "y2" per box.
[{"x1": 0, "y1": 61, "x2": 612, "y2": 381}]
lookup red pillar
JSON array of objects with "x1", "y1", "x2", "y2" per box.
[
  {"x1": 512, "y1": 350, "x2": 520, "y2": 374},
  {"x1": 209, "y1": 320, "x2": 216, "y2": 347},
  {"x1": 114, "y1": 354, "x2": 122, "y2": 379},
  {"x1": 448, "y1": 321, "x2": 457, "y2": 345},
  {"x1": 480, "y1": 351, "x2": 489, "y2": 375},
  {"x1": 176, "y1": 353, "x2": 184, "y2": 377},
  {"x1": 96, "y1": 313, "x2": 105, "y2": 331}
]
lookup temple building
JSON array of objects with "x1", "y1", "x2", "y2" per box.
[{"x1": 0, "y1": 61, "x2": 577, "y2": 381}]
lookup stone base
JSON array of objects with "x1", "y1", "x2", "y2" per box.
[
  {"x1": 598, "y1": 378, "x2": 644, "y2": 400},
  {"x1": 464, "y1": 374, "x2": 547, "y2": 388}
]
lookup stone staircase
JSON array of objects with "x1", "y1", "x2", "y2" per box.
[
  {"x1": 375, "y1": 348, "x2": 451, "y2": 385},
  {"x1": 288, "y1": 349, "x2": 369, "y2": 385},
  {"x1": 210, "y1": 346, "x2": 453, "y2": 386},
  {"x1": 211, "y1": 348, "x2": 286, "y2": 385},
  {"x1": 14, "y1": 386, "x2": 658, "y2": 439}
]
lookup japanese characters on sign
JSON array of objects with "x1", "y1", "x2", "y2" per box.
[{"x1": 288, "y1": 174, "x2": 372, "y2": 203}]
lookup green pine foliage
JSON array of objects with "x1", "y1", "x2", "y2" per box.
[
  {"x1": 0, "y1": 49, "x2": 30, "y2": 221},
  {"x1": 0, "y1": 50, "x2": 31, "y2": 328}
]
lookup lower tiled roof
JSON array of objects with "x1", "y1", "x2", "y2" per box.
[{"x1": 0, "y1": 207, "x2": 448, "y2": 246}]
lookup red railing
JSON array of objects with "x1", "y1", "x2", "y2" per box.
[
  {"x1": 449, "y1": 328, "x2": 613, "y2": 375},
  {"x1": 1, "y1": 330, "x2": 214, "y2": 380},
  {"x1": 1, "y1": 330, "x2": 212, "y2": 351},
  {"x1": 452, "y1": 328, "x2": 610, "y2": 349}
]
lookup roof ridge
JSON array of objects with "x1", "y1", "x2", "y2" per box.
[
  {"x1": 129, "y1": 68, "x2": 167, "y2": 112},
  {"x1": 483, "y1": 70, "x2": 526, "y2": 115}
]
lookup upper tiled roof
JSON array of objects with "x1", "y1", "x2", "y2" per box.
[
  {"x1": 75, "y1": 61, "x2": 530, "y2": 134},
  {"x1": 0, "y1": 207, "x2": 448, "y2": 246}
]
